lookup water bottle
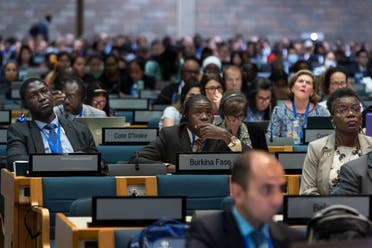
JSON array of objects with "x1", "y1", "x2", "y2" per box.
[
  {"x1": 137, "y1": 80, "x2": 144, "y2": 91},
  {"x1": 292, "y1": 118, "x2": 301, "y2": 144},
  {"x1": 131, "y1": 81, "x2": 138, "y2": 97}
]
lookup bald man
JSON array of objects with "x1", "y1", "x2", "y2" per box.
[
  {"x1": 224, "y1": 65, "x2": 243, "y2": 92},
  {"x1": 187, "y1": 150, "x2": 305, "y2": 248}
]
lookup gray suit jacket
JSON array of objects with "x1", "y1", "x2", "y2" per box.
[
  {"x1": 186, "y1": 210, "x2": 305, "y2": 248},
  {"x1": 6, "y1": 117, "x2": 97, "y2": 170},
  {"x1": 333, "y1": 152, "x2": 372, "y2": 195},
  {"x1": 300, "y1": 133, "x2": 372, "y2": 195},
  {"x1": 54, "y1": 104, "x2": 106, "y2": 120}
]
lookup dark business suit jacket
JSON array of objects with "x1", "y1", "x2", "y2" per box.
[
  {"x1": 333, "y1": 152, "x2": 372, "y2": 195},
  {"x1": 6, "y1": 117, "x2": 97, "y2": 169},
  {"x1": 186, "y1": 210, "x2": 305, "y2": 248},
  {"x1": 128, "y1": 124, "x2": 250, "y2": 165}
]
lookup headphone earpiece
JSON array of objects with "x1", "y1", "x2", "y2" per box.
[{"x1": 219, "y1": 93, "x2": 245, "y2": 117}]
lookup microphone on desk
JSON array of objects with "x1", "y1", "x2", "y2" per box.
[
  {"x1": 134, "y1": 152, "x2": 140, "y2": 171},
  {"x1": 269, "y1": 103, "x2": 274, "y2": 143}
]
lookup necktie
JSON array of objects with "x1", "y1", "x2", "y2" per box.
[
  {"x1": 250, "y1": 230, "x2": 266, "y2": 248},
  {"x1": 193, "y1": 138, "x2": 204, "y2": 152},
  {"x1": 44, "y1": 123, "x2": 58, "y2": 152}
]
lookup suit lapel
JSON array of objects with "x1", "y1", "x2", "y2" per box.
[
  {"x1": 318, "y1": 134, "x2": 335, "y2": 193},
  {"x1": 59, "y1": 118, "x2": 78, "y2": 152},
  {"x1": 29, "y1": 121, "x2": 46, "y2": 153},
  {"x1": 179, "y1": 126, "x2": 193, "y2": 152},
  {"x1": 223, "y1": 211, "x2": 245, "y2": 247}
]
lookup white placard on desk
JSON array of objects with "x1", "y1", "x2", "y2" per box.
[
  {"x1": 103, "y1": 128, "x2": 157, "y2": 144},
  {"x1": 177, "y1": 153, "x2": 240, "y2": 172}
]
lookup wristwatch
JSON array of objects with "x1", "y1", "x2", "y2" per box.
[{"x1": 228, "y1": 136, "x2": 239, "y2": 148}]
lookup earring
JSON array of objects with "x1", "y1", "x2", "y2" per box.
[{"x1": 331, "y1": 120, "x2": 336, "y2": 129}]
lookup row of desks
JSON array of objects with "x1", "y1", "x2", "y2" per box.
[{"x1": 1, "y1": 146, "x2": 303, "y2": 247}]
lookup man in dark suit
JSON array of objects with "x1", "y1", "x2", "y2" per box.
[
  {"x1": 6, "y1": 77, "x2": 97, "y2": 169},
  {"x1": 129, "y1": 94, "x2": 250, "y2": 172},
  {"x1": 333, "y1": 151, "x2": 372, "y2": 195},
  {"x1": 155, "y1": 57, "x2": 200, "y2": 105},
  {"x1": 186, "y1": 150, "x2": 305, "y2": 248}
]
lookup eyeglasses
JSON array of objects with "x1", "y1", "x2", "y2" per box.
[
  {"x1": 205, "y1": 86, "x2": 223, "y2": 93},
  {"x1": 330, "y1": 81, "x2": 347, "y2": 87},
  {"x1": 92, "y1": 100, "x2": 107, "y2": 107},
  {"x1": 334, "y1": 105, "x2": 361, "y2": 115},
  {"x1": 184, "y1": 70, "x2": 199, "y2": 75},
  {"x1": 65, "y1": 94, "x2": 78, "y2": 101},
  {"x1": 225, "y1": 114, "x2": 245, "y2": 121}
]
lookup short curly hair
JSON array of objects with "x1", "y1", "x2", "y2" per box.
[
  {"x1": 326, "y1": 87, "x2": 360, "y2": 115},
  {"x1": 287, "y1": 69, "x2": 319, "y2": 103}
]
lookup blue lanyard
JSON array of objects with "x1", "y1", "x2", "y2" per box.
[
  {"x1": 40, "y1": 123, "x2": 62, "y2": 154},
  {"x1": 191, "y1": 133, "x2": 207, "y2": 151},
  {"x1": 79, "y1": 109, "x2": 83, "y2": 117},
  {"x1": 292, "y1": 101, "x2": 310, "y2": 141}
]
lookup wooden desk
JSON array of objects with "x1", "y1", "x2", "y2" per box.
[
  {"x1": 55, "y1": 213, "x2": 138, "y2": 248},
  {"x1": 285, "y1": 174, "x2": 301, "y2": 195},
  {"x1": 1, "y1": 169, "x2": 38, "y2": 248},
  {"x1": 268, "y1": 146, "x2": 293, "y2": 153}
]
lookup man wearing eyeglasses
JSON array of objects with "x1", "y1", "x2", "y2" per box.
[
  {"x1": 53, "y1": 77, "x2": 107, "y2": 120},
  {"x1": 155, "y1": 57, "x2": 201, "y2": 105},
  {"x1": 129, "y1": 94, "x2": 251, "y2": 173}
]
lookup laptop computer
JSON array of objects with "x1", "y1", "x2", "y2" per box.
[
  {"x1": 28, "y1": 153, "x2": 102, "y2": 177},
  {"x1": 110, "y1": 99, "x2": 148, "y2": 110},
  {"x1": 307, "y1": 116, "x2": 333, "y2": 129},
  {"x1": 245, "y1": 121, "x2": 270, "y2": 133},
  {"x1": 89, "y1": 196, "x2": 186, "y2": 227},
  {"x1": 26, "y1": 67, "x2": 49, "y2": 78},
  {"x1": 75, "y1": 117, "x2": 127, "y2": 145},
  {"x1": 133, "y1": 110, "x2": 163, "y2": 124},
  {"x1": 107, "y1": 163, "x2": 167, "y2": 176},
  {"x1": 10, "y1": 81, "x2": 23, "y2": 99},
  {"x1": 0, "y1": 128, "x2": 7, "y2": 144},
  {"x1": 0, "y1": 110, "x2": 11, "y2": 125}
]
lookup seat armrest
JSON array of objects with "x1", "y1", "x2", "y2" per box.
[{"x1": 31, "y1": 206, "x2": 50, "y2": 248}]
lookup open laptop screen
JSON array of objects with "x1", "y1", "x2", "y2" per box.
[
  {"x1": 90, "y1": 196, "x2": 186, "y2": 227},
  {"x1": 75, "y1": 117, "x2": 126, "y2": 145},
  {"x1": 307, "y1": 116, "x2": 332, "y2": 129},
  {"x1": 0, "y1": 128, "x2": 7, "y2": 144},
  {"x1": 0, "y1": 110, "x2": 11, "y2": 125}
]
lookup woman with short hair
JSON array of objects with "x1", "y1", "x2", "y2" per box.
[{"x1": 300, "y1": 87, "x2": 372, "y2": 195}]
